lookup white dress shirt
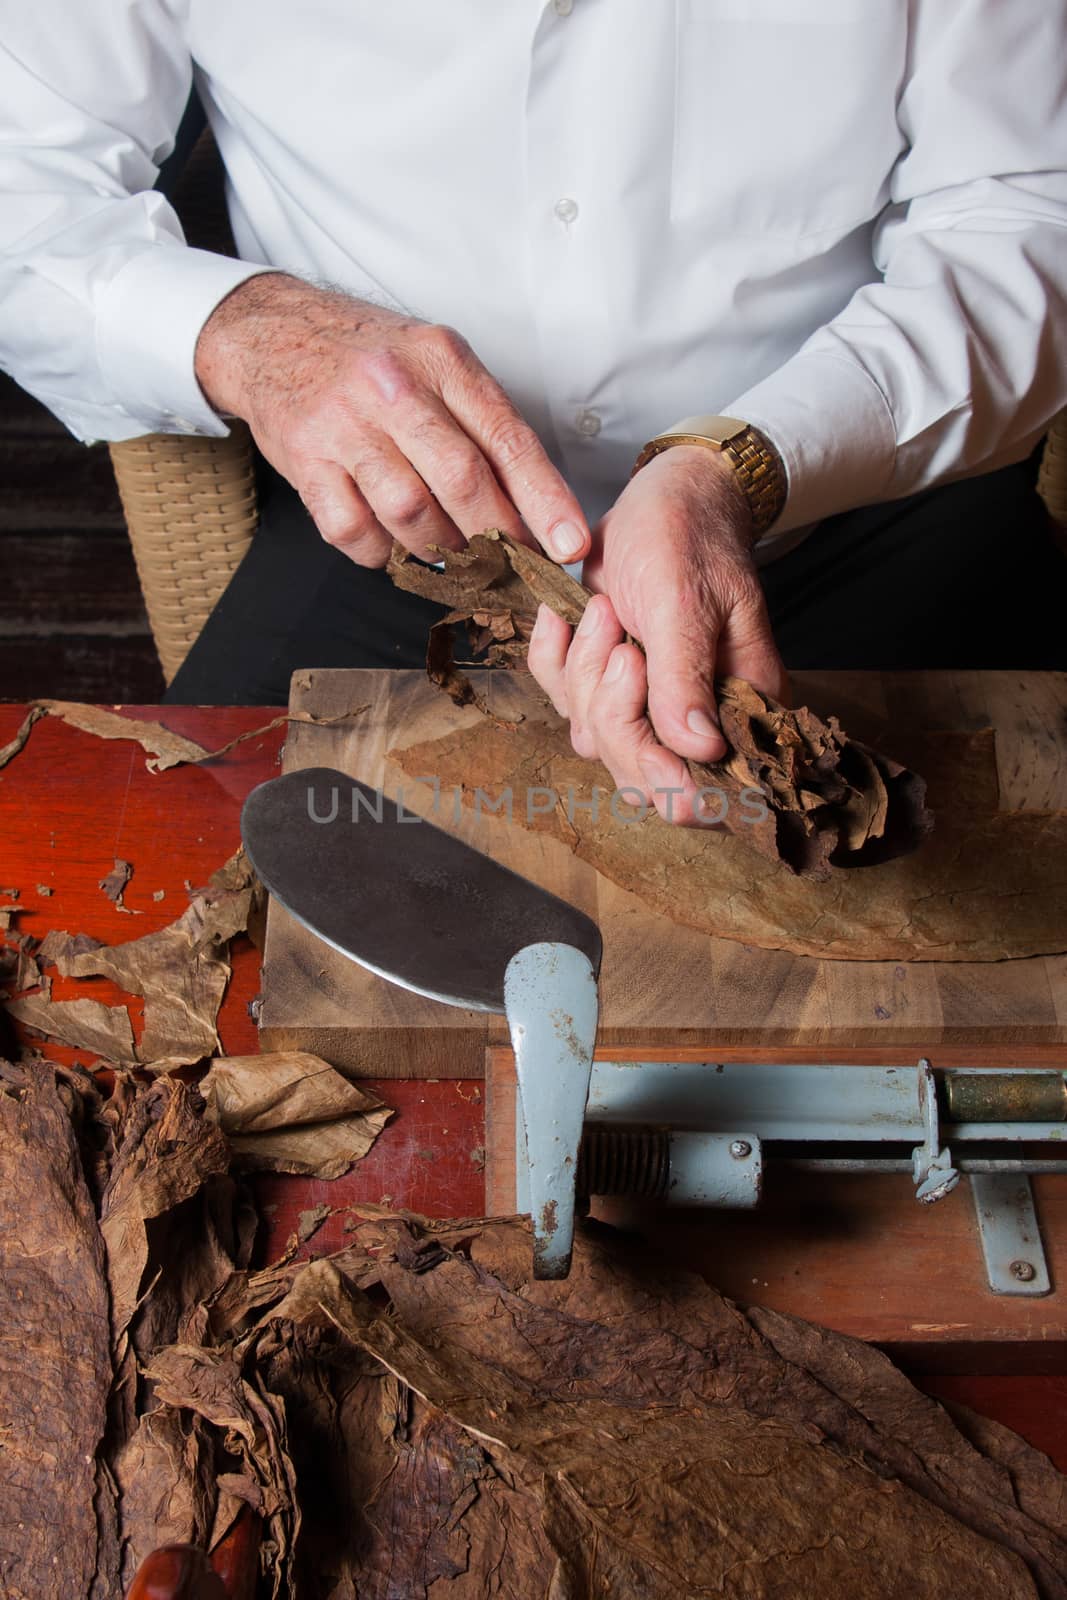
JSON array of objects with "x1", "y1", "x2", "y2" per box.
[{"x1": 2, "y1": 0, "x2": 1067, "y2": 549}]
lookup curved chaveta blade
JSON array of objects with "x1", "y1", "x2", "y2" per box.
[{"x1": 241, "y1": 768, "x2": 603, "y2": 1014}]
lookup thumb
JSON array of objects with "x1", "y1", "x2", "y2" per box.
[
  {"x1": 641, "y1": 596, "x2": 728, "y2": 764},
  {"x1": 716, "y1": 591, "x2": 791, "y2": 706}
]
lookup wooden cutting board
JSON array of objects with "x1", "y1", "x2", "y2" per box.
[{"x1": 257, "y1": 667, "x2": 1067, "y2": 1078}]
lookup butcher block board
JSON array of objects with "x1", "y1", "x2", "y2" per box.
[{"x1": 257, "y1": 667, "x2": 1067, "y2": 1078}]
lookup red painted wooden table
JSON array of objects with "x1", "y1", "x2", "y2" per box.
[{"x1": 2, "y1": 701, "x2": 1065, "y2": 1473}]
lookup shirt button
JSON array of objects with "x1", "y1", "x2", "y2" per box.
[
  {"x1": 553, "y1": 0, "x2": 574, "y2": 13},
  {"x1": 575, "y1": 408, "x2": 601, "y2": 437},
  {"x1": 554, "y1": 196, "x2": 579, "y2": 224}
]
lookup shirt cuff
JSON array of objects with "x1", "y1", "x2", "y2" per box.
[
  {"x1": 728, "y1": 351, "x2": 898, "y2": 536},
  {"x1": 94, "y1": 245, "x2": 277, "y2": 437}
]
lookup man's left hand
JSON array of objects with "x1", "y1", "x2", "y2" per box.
[{"x1": 527, "y1": 446, "x2": 787, "y2": 825}]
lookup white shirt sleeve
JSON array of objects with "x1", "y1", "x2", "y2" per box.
[
  {"x1": 0, "y1": 11, "x2": 271, "y2": 444},
  {"x1": 730, "y1": 0, "x2": 1067, "y2": 534}
]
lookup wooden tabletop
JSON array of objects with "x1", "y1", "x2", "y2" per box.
[
  {"x1": 1, "y1": 700, "x2": 1065, "y2": 1469},
  {"x1": 257, "y1": 668, "x2": 1067, "y2": 1077}
]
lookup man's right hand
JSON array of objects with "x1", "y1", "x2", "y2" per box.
[{"x1": 194, "y1": 274, "x2": 591, "y2": 568}]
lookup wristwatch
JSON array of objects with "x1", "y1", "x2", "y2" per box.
[{"x1": 632, "y1": 414, "x2": 787, "y2": 538}]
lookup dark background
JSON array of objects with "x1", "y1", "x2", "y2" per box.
[{"x1": 0, "y1": 370, "x2": 164, "y2": 702}]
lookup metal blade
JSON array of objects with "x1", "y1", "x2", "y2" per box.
[{"x1": 240, "y1": 768, "x2": 602, "y2": 1012}]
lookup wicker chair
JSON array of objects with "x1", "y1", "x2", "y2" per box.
[{"x1": 110, "y1": 133, "x2": 1067, "y2": 684}]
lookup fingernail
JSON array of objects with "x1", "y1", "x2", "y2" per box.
[
  {"x1": 686, "y1": 707, "x2": 720, "y2": 739},
  {"x1": 550, "y1": 521, "x2": 585, "y2": 561},
  {"x1": 603, "y1": 647, "x2": 626, "y2": 684}
]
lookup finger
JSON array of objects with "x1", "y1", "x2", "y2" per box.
[
  {"x1": 584, "y1": 641, "x2": 704, "y2": 822},
  {"x1": 527, "y1": 603, "x2": 573, "y2": 716},
  {"x1": 641, "y1": 593, "x2": 728, "y2": 765},
  {"x1": 434, "y1": 339, "x2": 592, "y2": 565},
  {"x1": 715, "y1": 591, "x2": 791, "y2": 706},
  {"x1": 636, "y1": 740, "x2": 708, "y2": 826},
  {"x1": 298, "y1": 462, "x2": 393, "y2": 567},
  {"x1": 564, "y1": 593, "x2": 625, "y2": 759},
  {"x1": 388, "y1": 395, "x2": 533, "y2": 548},
  {"x1": 588, "y1": 643, "x2": 653, "y2": 797},
  {"x1": 350, "y1": 436, "x2": 466, "y2": 558}
]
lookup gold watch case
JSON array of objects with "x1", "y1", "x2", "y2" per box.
[{"x1": 633, "y1": 414, "x2": 787, "y2": 537}]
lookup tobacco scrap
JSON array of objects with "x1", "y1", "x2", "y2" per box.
[
  {"x1": 138, "y1": 1211, "x2": 1067, "y2": 1598},
  {"x1": 6, "y1": 1058, "x2": 1067, "y2": 1599},
  {"x1": 1, "y1": 1060, "x2": 259, "y2": 1593},
  {"x1": 199, "y1": 1051, "x2": 393, "y2": 1178},
  {"x1": 388, "y1": 530, "x2": 587, "y2": 707},
  {"x1": 6, "y1": 992, "x2": 138, "y2": 1059},
  {"x1": 0, "y1": 702, "x2": 370, "y2": 777},
  {"x1": 0, "y1": 1059, "x2": 120, "y2": 1600},
  {"x1": 99, "y1": 1075, "x2": 236, "y2": 1354},
  {"x1": 387, "y1": 530, "x2": 932, "y2": 877},
  {"x1": 0, "y1": 703, "x2": 47, "y2": 769},
  {"x1": 392, "y1": 712, "x2": 1067, "y2": 961},
  {"x1": 99, "y1": 856, "x2": 139, "y2": 914},
  {"x1": 297, "y1": 1203, "x2": 332, "y2": 1243},
  {"x1": 36, "y1": 848, "x2": 263, "y2": 1070},
  {"x1": 0, "y1": 932, "x2": 47, "y2": 995}
]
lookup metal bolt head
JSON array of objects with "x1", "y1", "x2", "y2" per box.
[
  {"x1": 1010, "y1": 1258, "x2": 1036, "y2": 1282},
  {"x1": 729, "y1": 1139, "x2": 752, "y2": 1160}
]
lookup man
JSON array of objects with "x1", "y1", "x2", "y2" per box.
[{"x1": 3, "y1": 2, "x2": 1067, "y2": 825}]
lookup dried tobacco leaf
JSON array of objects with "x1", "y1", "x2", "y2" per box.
[
  {"x1": 0, "y1": 704, "x2": 47, "y2": 769},
  {"x1": 391, "y1": 714, "x2": 1066, "y2": 960},
  {"x1": 387, "y1": 530, "x2": 932, "y2": 877},
  {"x1": 6, "y1": 992, "x2": 138, "y2": 1059},
  {"x1": 100, "y1": 1077, "x2": 234, "y2": 1351},
  {"x1": 388, "y1": 535, "x2": 536, "y2": 709},
  {"x1": 0, "y1": 932, "x2": 47, "y2": 995},
  {"x1": 37, "y1": 847, "x2": 263, "y2": 1069},
  {"x1": 0, "y1": 702, "x2": 370, "y2": 776},
  {"x1": 297, "y1": 1203, "x2": 332, "y2": 1244},
  {"x1": 0, "y1": 1060, "x2": 120, "y2": 1600},
  {"x1": 99, "y1": 856, "x2": 139, "y2": 914},
  {"x1": 199, "y1": 1051, "x2": 393, "y2": 1178},
  {"x1": 134, "y1": 1212, "x2": 1067, "y2": 1599}
]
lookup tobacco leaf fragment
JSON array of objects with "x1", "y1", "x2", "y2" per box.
[
  {"x1": 100, "y1": 1076, "x2": 233, "y2": 1350},
  {"x1": 387, "y1": 531, "x2": 932, "y2": 877},
  {"x1": 391, "y1": 710, "x2": 1067, "y2": 960},
  {"x1": 0, "y1": 933, "x2": 47, "y2": 995},
  {"x1": 0, "y1": 1060, "x2": 120, "y2": 1600},
  {"x1": 0, "y1": 703, "x2": 47, "y2": 769},
  {"x1": 99, "y1": 856, "x2": 139, "y2": 914},
  {"x1": 39, "y1": 847, "x2": 262, "y2": 1069},
  {"x1": 136, "y1": 1213, "x2": 1065, "y2": 1598},
  {"x1": 8, "y1": 1044, "x2": 1067, "y2": 1596},
  {"x1": 199, "y1": 1051, "x2": 393, "y2": 1178},
  {"x1": 6, "y1": 992, "x2": 138, "y2": 1059},
  {"x1": 0, "y1": 702, "x2": 370, "y2": 776},
  {"x1": 297, "y1": 1203, "x2": 332, "y2": 1243}
]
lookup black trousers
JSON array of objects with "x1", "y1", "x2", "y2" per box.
[{"x1": 165, "y1": 453, "x2": 1067, "y2": 706}]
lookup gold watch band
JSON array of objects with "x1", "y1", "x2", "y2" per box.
[{"x1": 632, "y1": 415, "x2": 787, "y2": 538}]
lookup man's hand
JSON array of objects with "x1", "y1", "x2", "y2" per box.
[
  {"x1": 194, "y1": 275, "x2": 591, "y2": 568},
  {"x1": 527, "y1": 445, "x2": 787, "y2": 825}
]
